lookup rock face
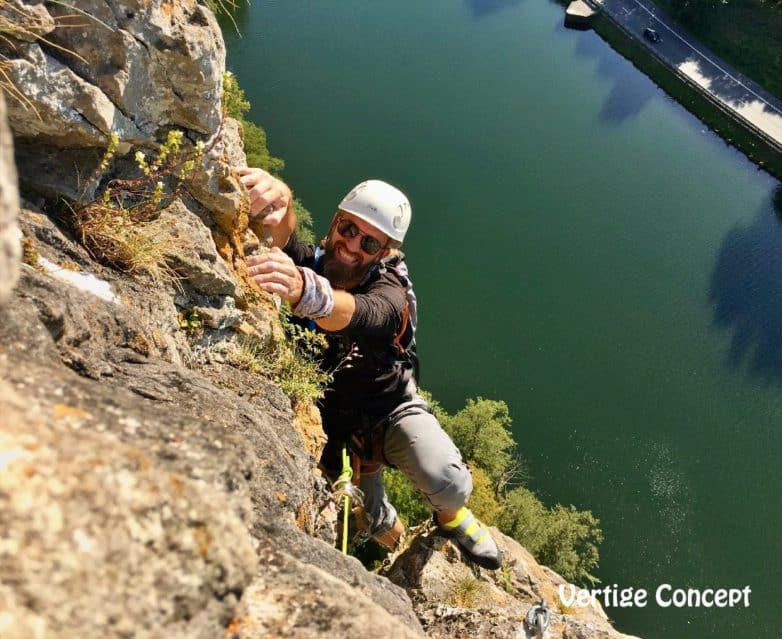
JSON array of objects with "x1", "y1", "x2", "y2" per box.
[
  {"x1": 0, "y1": 90, "x2": 19, "y2": 305},
  {"x1": 1, "y1": 218, "x2": 422, "y2": 638},
  {"x1": 0, "y1": 2, "x2": 640, "y2": 638},
  {"x1": 2, "y1": 0, "x2": 224, "y2": 146},
  {"x1": 384, "y1": 525, "x2": 640, "y2": 639}
]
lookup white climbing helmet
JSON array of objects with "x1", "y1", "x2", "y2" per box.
[{"x1": 338, "y1": 179, "x2": 412, "y2": 246}]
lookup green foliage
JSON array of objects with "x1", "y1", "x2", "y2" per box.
[
  {"x1": 72, "y1": 130, "x2": 205, "y2": 280},
  {"x1": 178, "y1": 310, "x2": 203, "y2": 332},
  {"x1": 383, "y1": 468, "x2": 430, "y2": 527},
  {"x1": 499, "y1": 487, "x2": 602, "y2": 585},
  {"x1": 234, "y1": 308, "x2": 330, "y2": 407},
  {"x1": 293, "y1": 198, "x2": 315, "y2": 246},
  {"x1": 242, "y1": 119, "x2": 285, "y2": 175},
  {"x1": 467, "y1": 466, "x2": 503, "y2": 527},
  {"x1": 448, "y1": 576, "x2": 487, "y2": 608},
  {"x1": 440, "y1": 397, "x2": 517, "y2": 487},
  {"x1": 223, "y1": 72, "x2": 285, "y2": 175}
]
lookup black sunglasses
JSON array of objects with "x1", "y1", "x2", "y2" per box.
[{"x1": 335, "y1": 217, "x2": 385, "y2": 255}]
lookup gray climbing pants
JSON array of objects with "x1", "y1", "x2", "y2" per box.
[{"x1": 358, "y1": 393, "x2": 473, "y2": 537}]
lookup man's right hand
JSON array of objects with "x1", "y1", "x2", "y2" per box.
[
  {"x1": 247, "y1": 247, "x2": 304, "y2": 305},
  {"x1": 236, "y1": 167, "x2": 292, "y2": 227}
]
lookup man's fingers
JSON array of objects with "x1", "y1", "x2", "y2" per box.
[
  {"x1": 249, "y1": 262, "x2": 297, "y2": 279},
  {"x1": 251, "y1": 271, "x2": 292, "y2": 287},
  {"x1": 262, "y1": 207, "x2": 287, "y2": 226},
  {"x1": 247, "y1": 250, "x2": 295, "y2": 273},
  {"x1": 248, "y1": 184, "x2": 288, "y2": 218}
]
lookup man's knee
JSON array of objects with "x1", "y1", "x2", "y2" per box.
[{"x1": 420, "y1": 460, "x2": 473, "y2": 512}]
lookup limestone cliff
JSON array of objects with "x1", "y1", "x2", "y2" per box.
[{"x1": 0, "y1": 2, "x2": 639, "y2": 638}]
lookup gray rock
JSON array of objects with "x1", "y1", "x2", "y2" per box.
[
  {"x1": 0, "y1": 89, "x2": 20, "y2": 306},
  {"x1": 5, "y1": 0, "x2": 224, "y2": 147},
  {"x1": 230, "y1": 538, "x2": 423, "y2": 639},
  {"x1": 383, "y1": 524, "x2": 641, "y2": 639},
  {"x1": 158, "y1": 199, "x2": 238, "y2": 297},
  {"x1": 5, "y1": 41, "x2": 144, "y2": 146},
  {"x1": 218, "y1": 116, "x2": 248, "y2": 169},
  {"x1": 0, "y1": 370, "x2": 259, "y2": 639}
]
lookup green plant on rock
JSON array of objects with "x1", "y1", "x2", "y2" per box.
[
  {"x1": 448, "y1": 576, "x2": 487, "y2": 608},
  {"x1": 234, "y1": 309, "x2": 329, "y2": 407},
  {"x1": 178, "y1": 309, "x2": 203, "y2": 335},
  {"x1": 499, "y1": 486, "x2": 602, "y2": 586},
  {"x1": 72, "y1": 130, "x2": 206, "y2": 280}
]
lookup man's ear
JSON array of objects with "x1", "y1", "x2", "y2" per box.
[{"x1": 379, "y1": 247, "x2": 391, "y2": 260}]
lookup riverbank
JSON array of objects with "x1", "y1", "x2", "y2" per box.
[
  {"x1": 566, "y1": 0, "x2": 782, "y2": 180},
  {"x1": 651, "y1": 0, "x2": 782, "y2": 102}
]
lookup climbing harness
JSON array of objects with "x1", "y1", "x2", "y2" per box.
[
  {"x1": 525, "y1": 600, "x2": 550, "y2": 639},
  {"x1": 331, "y1": 444, "x2": 364, "y2": 554}
]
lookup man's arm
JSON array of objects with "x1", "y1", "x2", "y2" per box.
[
  {"x1": 236, "y1": 167, "x2": 297, "y2": 248},
  {"x1": 247, "y1": 249, "x2": 353, "y2": 330},
  {"x1": 315, "y1": 291, "x2": 355, "y2": 331},
  {"x1": 248, "y1": 252, "x2": 404, "y2": 334}
]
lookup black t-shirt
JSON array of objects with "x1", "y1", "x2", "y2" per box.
[{"x1": 284, "y1": 234, "x2": 415, "y2": 434}]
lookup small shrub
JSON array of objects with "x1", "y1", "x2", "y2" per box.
[
  {"x1": 499, "y1": 486, "x2": 602, "y2": 585},
  {"x1": 467, "y1": 466, "x2": 503, "y2": 527},
  {"x1": 72, "y1": 130, "x2": 203, "y2": 281},
  {"x1": 383, "y1": 468, "x2": 430, "y2": 527},
  {"x1": 234, "y1": 310, "x2": 330, "y2": 406},
  {"x1": 448, "y1": 577, "x2": 487, "y2": 608}
]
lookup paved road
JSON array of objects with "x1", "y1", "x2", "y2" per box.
[{"x1": 595, "y1": 0, "x2": 782, "y2": 153}]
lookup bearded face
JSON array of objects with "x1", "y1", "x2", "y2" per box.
[
  {"x1": 320, "y1": 213, "x2": 390, "y2": 289},
  {"x1": 322, "y1": 234, "x2": 376, "y2": 288}
]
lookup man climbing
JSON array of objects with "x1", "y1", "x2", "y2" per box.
[{"x1": 238, "y1": 167, "x2": 502, "y2": 570}]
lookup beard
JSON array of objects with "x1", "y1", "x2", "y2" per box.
[{"x1": 322, "y1": 237, "x2": 374, "y2": 289}]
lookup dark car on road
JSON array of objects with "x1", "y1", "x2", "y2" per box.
[{"x1": 643, "y1": 27, "x2": 661, "y2": 43}]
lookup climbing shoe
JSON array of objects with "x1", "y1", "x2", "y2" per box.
[{"x1": 436, "y1": 507, "x2": 503, "y2": 570}]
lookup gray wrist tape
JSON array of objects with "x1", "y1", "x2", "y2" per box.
[{"x1": 292, "y1": 267, "x2": 335, "y2": 319}]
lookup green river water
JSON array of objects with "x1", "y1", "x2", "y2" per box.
[{"x1": 223, "y1": 2, "x2": 782, "y2": 637}]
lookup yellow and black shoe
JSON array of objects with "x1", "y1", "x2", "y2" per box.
[{"x1": 436, "y1": 507, "x2": 503, "y2": 570}]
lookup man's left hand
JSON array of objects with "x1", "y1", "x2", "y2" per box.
[{"x1": 247, "y1": 247, "x2": 303, "y2": 304}]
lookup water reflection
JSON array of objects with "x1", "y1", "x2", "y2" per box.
[
  {"x1": 465, "y1": 0, "x2": 523, "y2": 19},
  {"x1": 572, "y1": 30, "x2": 657, "y2": 124},
  {"x1": 710, "y1": 185, "x2": 782, "y2": 380}
]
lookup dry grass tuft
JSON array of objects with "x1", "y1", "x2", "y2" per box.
[
  {"x1": 448, "y1": 576, "x2": 488, "y2": 609},
  {"x1": 72, "y1": 199, "x2": 179, "y2": 283}
]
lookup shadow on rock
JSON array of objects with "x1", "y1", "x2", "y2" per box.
[{"x1": 710, "y1": 185, "x2": 782, "y2": 380}]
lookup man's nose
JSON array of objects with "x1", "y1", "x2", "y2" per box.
[{"x1": 344, "y1": 232, "x2": 363, "y2": 253}]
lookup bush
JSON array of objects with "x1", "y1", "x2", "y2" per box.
[
  {"x1": 233, "y1": 309, "x2": 330, "y2": 407},
  {"x1": 467, "y1": 466, "x2": 503, "y2": 526},
  {"x1": 383, "y1": 468, "x2": 430, "y2": 527},
  {"x1": 499, "y1": 486, "x2": 602, "y2": 585},
  {"x1": 440, "y1": 397, "x2": 519, "y2": 489}
]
